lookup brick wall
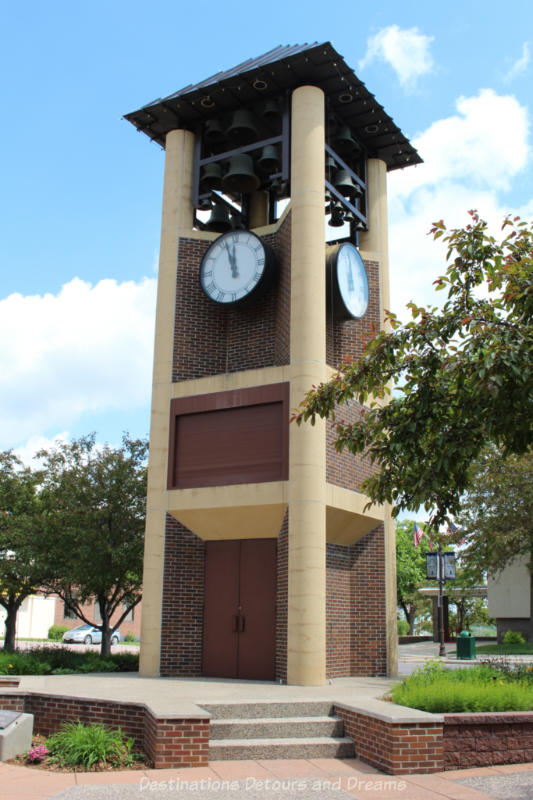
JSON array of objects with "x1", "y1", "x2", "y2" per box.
[
  {"x1": 335, "y1": 704, "x2": 444, "y2": 774},
  {"x1": 325, "y1": 397, "x2": 376, "y2": 491},
  {"x1": 325, "y1": 525, "x2": 387, "y2": 679},
  {"x1": 444, "y1": 712, "x2": 533, "y2": 768},
  {"x1": 351, "y1": 524, "x2": 387, "y2": 676},
  {"x1": 144, "y1": 710, "x2": 209, "y2": 769},
  {"x1": 173, "y1": 214, "x2": 291, "y2": 381},
  {"x1": 160, "y1": 514, "x2": 205, "y2": 677},
  {"x1": 0, "y1": 690, "x2": 209, "y2": 769},
  {"x1": 326, "y1": 543, "x2": 351, "y2": 678}
]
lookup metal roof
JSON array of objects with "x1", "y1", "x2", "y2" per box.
[{"x1": 124, "y1": 42, "x2": 422, "y2": 171}]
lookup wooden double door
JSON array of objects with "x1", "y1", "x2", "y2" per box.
[{"x1": 203, "y1": 538, "x2": 276, "y2": 680}]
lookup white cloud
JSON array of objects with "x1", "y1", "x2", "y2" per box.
[
  {"x1": 392, "y1": 89, "x2": 530, "y2": 198},
  {"x1": 504, "y1": 42, "x2": 530, "y2": 83},
  {"x1": 13, "y1": 432, "x2": 70, "y2": 467},
  {"x1": 387, "y1": 89, "x2": 531, "y2": 318},
  {"x1": 0, "y1": 277, "x2": 157, "y2": 449},
  {"x1": 358, "y1": 25, "x2": 435, "y2": 91}
]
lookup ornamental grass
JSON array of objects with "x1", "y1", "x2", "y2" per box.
[{"x1": 390, "y1": 660, "x2": 533, "y2": 713}]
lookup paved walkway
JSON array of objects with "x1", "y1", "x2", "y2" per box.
[{"x1": 3, "y1": 757, "x2": 533, "y2": 800}]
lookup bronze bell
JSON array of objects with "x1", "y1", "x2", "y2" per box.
[
  {"x1": 261, "y1": 99, "x2": 281, "y2": 127},
  {"x1": 334, "y1": 169, "x2": 365, "y2": 200},
  {"x1": 325, "y1": 155, "x2": 336, "y2": 173},
  {"x1": 196, "y1": 195, "x2": 212, "y2": 211},
  {"x1": 257, "y1": 145, "x2": 280, "y2": 174},
  {"x1": 204, "y1": 119, "x2": 225, "y2": 144},
  {"x1": 222, "y1": 154, "x2": 260, "y2": 194},
  {"x1": 204, "y1": 202, "x2": 232, "y2": 233},
  {"x1": 328, "y1": 201, "x2": 346, "y2": 228},
  {"x1": 199, "y1": 162, "x2": 222, "y2": 192},
  {"x1": 226, "y1": 109, "x2": 259, "y2": 146},
  {"x1": 354, "y1": 218, "x2": 367, "y2": 232},
  {"x1": 333, "y1": 125, "x2": 357, "y2": 155}
]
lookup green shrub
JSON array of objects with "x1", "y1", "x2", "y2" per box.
[
  {"x1": 390, "y1": 661, "x2": 533, "y2": 713},
  {"x1": 46, "y1": 722, "x2": 136, "y2": 769},
  {"x1": 108, "y1": 651, "x2": 139, "y2": 671},
  {"x1": 0, "y1": 646, "x2": 137, "y2": 675},
  {"x1": 503, "y1": 630, "x2": 526, "y2": 645},
  {"x1": 124, "y1": 631, "x2": 137, "y2": 643},
  {"x1": 48, "y1": 625, "x2": 69, "y2": 641},
  {"x1": 397, "y1": 619, "x2": 409, "y2": 636}
]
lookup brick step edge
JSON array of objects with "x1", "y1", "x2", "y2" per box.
[
  {"x1": 209, "y1": 736, "x2": 355, "y2": 761},
  {"x1": 210, "y1": 716, "x2": 344, "y2": 740}
]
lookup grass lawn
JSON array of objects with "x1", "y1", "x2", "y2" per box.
[{"x1": 476, "y1": 643, "x2": 533, "y2": 655}]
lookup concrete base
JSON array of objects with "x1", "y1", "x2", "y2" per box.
[{"x1": 0, "y1": 711, "x2": 33, "y2": 761}]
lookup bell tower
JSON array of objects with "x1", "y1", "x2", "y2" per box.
[{"x1": 125, "y1": 43, "x2": 421, "y2": 685}]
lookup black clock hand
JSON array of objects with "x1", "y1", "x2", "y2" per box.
[{"x1": 230, "y1": 243, "x2": 239, "y2": 278}]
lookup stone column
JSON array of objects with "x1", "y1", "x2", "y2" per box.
[
  {"x1": 359, "y1": 158, "x2": 397, "y2": 676},
  {"x1": 140, "y1": 129, "x2": 195, "y2": 677},
  {"x1": 287, "y1": 85, "x2": 327, "y2": 685}
]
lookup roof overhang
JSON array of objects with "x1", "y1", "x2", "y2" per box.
[{"x1": 124, "y1": 42, "x2": 422, "y2": 171}]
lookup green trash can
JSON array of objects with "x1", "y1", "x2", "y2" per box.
[{"x1": 456, "y1": 630, "x2": 476, "y2": 660}]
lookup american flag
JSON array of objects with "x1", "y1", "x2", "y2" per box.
[{"x1": 413, "y1": 523, "x2": 424, "y2": 547}]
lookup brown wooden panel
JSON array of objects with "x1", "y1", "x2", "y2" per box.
[
  {"x1": 168, "y1": 383, "x2": 289, "y2": 490},
  {"x1": 173, "y1": 402, "x2": 284, "y2": 489},
  {"x1": 238, "y1": 539, "x2": 277, "y2": 680},
  {"x1": 202, "y1": 541, "x2": 240, "y2": 678}
]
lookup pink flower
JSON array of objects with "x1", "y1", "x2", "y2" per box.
[{"x1": 27, "y1": 744, "x2": 50, "y2": 763}]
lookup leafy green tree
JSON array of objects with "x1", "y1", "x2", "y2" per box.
[
  {"x1": 458, "y1": 446, "x2": 533, "y2": 578},
  {"x1": 0, "y1": 452, "x2": 46, "y2": 652},
  {"x1": 293, "y1": 212, "x2": 532, "y2": 534},
  {"x1": 395, "y1": 520, "x2": 429, "y2": 634},
  {"x1": 37, "y1": 434, "x2": 148, "y2": 658}
]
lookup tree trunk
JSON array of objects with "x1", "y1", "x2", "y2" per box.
[{"x1": 3, "y1": 602, "x2": 18, "y2": 652}]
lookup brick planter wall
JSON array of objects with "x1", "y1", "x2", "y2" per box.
[
  {"x1": 334, "y1": 703, "x2": 444, "y2": 775},
  {"x1": 444, "y1": 712, "x2": 533, "y2": 768},
  {"x1": 0, "y1": 691, "x2": 209, "y2": 769}
]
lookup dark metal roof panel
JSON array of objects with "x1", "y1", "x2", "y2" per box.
[{"x1": 124, "y1": 42, "x2": 422, "y2": 171}]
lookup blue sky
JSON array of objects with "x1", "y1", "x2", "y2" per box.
[{"x1": 1, "y1": 1, "x2": 531, "y2": 461}]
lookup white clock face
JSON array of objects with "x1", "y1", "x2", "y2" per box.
[
  {"x1": 200, "y1": 231, "x2": 266, "y2": 304},
  {"x1": 336, "y1": 243, "x2": 369, "y2": 318}
]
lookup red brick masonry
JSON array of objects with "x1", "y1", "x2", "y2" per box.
[
  {"x1": 334, "y1": 704, "x2": 444, "y2": 775},
  {"x1": 0, "y1": 691, "x2": 209, "y2": 769}
]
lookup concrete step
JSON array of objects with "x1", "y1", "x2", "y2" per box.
[
  {"x1": 209, "y1": 736, "x2": 355, "y2": 761},
  {"x1": 210, "y1": 715, "x2": 344, "y2": 740},
  {"x1": 200, "y1": 701, "x2": 334, "y2": 720}
]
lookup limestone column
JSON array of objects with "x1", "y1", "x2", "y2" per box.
[
  {"x1": 140, "y1": 129, "x2": 194, "y2": 677},
  {"x1": 287, "y1": 85, "x2": 327, "y2": 685},
  {"x1": 359, "y1": 158, "x2": 398, "y2": 676}
]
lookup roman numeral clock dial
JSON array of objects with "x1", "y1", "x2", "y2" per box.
[{"x1": 199, "y1": 230, "x2": 276, "y2": 306}]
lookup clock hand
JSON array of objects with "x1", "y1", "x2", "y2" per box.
[
  {"x1": 230, "y1": 243, "x2": 239, "y2": 278},
  {"x1": 347, "y1": 264, "x2": 354, "y2": 292}
]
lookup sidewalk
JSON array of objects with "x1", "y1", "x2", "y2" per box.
[{"x1": 3, "y1": 756, "x2": 533, "y2": 800}]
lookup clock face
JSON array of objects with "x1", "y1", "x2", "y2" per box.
[
  {"x1": 200, "y1": 230, "x2": 269, "y2": 305},
  {"x1": 336, "y1": 243, "x2": 369, "y2": 319}
]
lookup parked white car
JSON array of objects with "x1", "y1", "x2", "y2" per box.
[{"x1": 62, "y1": 624, "x2": 121, "y2": 645}]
